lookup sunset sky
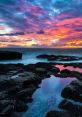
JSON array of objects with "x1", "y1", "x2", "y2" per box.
[{"x1": 0, "y1": 0, "x2": 82, "y2": 48}]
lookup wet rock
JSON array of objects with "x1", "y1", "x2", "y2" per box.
[
  {"x1": 59, "y1": 100, "x2": 82, "y2": 116},
  {"x1": 0, "y1": 91, "x2": 9, "y2": 100},
  {"x1": 51, "y1": 67, "x2": 60, "y2": 74},
  {"x1": 35, "y1": 62, "x2": 53, "y2": 69},
  {"x1": 24, "y1": 64, "x2": 36, "y2": 72},
  {"x1": 46, "y1": 111, "x2": 72, "y2": 117},
  {"x1": 7, "y1": 85, "x2": 22, "y2": 96},
  {"x1": 61, "y1": 80, "x2": 82, "y2": 102},
  {"x1": 0, "y1": 79, "x2": 17, "y2": 91},
  {"x1": 36, "y1": 54, "x2": 49, "y2": 59},
  {"x1": 37, "y1": 54, "x2": 82, "y2": 61},
  {"x1": 16, "y1": 86, "x2": 36, "y2": 100},
  {"x1": 0, "y1": 105, "x2": 13, "y2": 117},
  {"x1": 35, "y1": 68, "x2": 47, "y2": 73},
  {"x1": 14, "y1": 100, "x2": 28, "y2": 112},
  {"x1": 12, "y1": 72, "x2": 36, "y2": 83},
  {"x1": 59, "y1": 69, "x2": 71, "y2": 78},
  {"x1": 71, "y1": 71, "x2": 82, "y2": 79},
  {"x1": 35, "y1": 68, "x2": 48, "y2": 77}
]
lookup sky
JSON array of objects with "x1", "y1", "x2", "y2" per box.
[{"x1": 0, "y1": 0, "x2": 82, "y2": 48}]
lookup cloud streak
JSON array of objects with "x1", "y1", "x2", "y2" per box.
[{"x1": 0, "y1": 0, "x2": 82, "y2": 48}]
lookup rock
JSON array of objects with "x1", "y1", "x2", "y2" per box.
[
  {"x1": 0, "y1": 105, "x2": 13, "y2": 117},
  {"x1": 35, "y1": 68, "x2": 47, "y2": 77},
  {"x1": 51, "y1": 67, "x2": 60, "y2": 74},
  {"x1": 71, "y1": 71, "x2": 82, "y2": 79},
  {"x1": 0, "y1": 91, "x2": 8, "y2": 100},
  {"x1": 0, "y1": 51, "x2": 22, "y2": 60},
  {"x1": 0, "y1": 75, "x2": 8, "y2": 82},
  {"x1": 16, "y1": 86, "x2": 36, "y2": 100},
  {"x1": 46, "y1": 111, "x2": 72, "y2": 117},
  {"x1": 0, "y1": 62, "x2": 82, "y2": 117},
  {"x1": 37, "y1": 54, "x2": 82, "y2": 61},
  {"x1": 35, "y1": 68, "x2": 47, "y2": 73},
  {"x1": 7, "y1": 85, "x2": 21, "y2": 96},
  {"x1": 36, "y1": 54, "x2": 49, "y2": 59},
  {"x1": 59, "y1": 69, "x2": 71, "y2": 78},
  {"x1": 0, "y1": 79, "x2": 16, "y2": 91},
  {"x1": 59, "y1": 100, "x2": 82, "y2": 116},
  {"x1": 14, "y1": 100, "x2": 28, "y2": 112},
  {"x1": 61, "y1": 80, "x2": 82, "y2": 102},
  {"x1": 24, "y1": 64, "x2": 36, "y2": 72},
  {"x1": 35, "y1": 62, "x2": 53, "y2": 69},
  {"x1": 12, "y1": 72, "x2": 36, "y2": 83}
]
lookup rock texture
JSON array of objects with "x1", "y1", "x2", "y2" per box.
[{"x1": 0, "y1": 62, "x2": 82, "y2": 117}]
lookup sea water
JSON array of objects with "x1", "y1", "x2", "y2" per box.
[{"x1": 0, "y1": 48, "x2": 82, "y2": 64}]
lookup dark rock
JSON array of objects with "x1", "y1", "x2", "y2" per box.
[
  {"x1": 59, "y1": 100, "x2": 82, "y2": 116},
  {"x1": 59, "y1": 69, "x2": 71, "y2": 78},
  {"x1": 37, "y1": 54, "x2": 82, "y2": 61},
  {"x1": 46, "y1": 111, "x2": 72, "y2": 117},
  {"x1": 61, "y1": 80, "x2": 82, "y2": 102},
  {"x1": 13, "y1": 72, "x2": 36, "y2": 83},
  {"x1": 0, "y1": 105, "x2": 13, "y2": 117},
  {"x1": 51, "y1": 67, "x2": 60, "y2": 74},
  {"x1": 7, "y1": 85, "x2": 21, "y2": 96},
  {"x1": 35, "y1": 62, "x2": 53, "y2": 69},
  {"x1": 35, "y1": 68, "x2": 48, "y2": 77},
  {"x1": 0, "y1": 51, "x2": 22, "y2": 60},
  {"x1": 24, "y1": 64, "x2": 36, "y2": 72},
  {"x1": 0, "y1": 80, "x2": 16, "y2": 91},
  {"x1": 36, "y1": 54, "x2": 49, "y2": 59},
  {"x1": 14, "y1": 100, "x2": 28, "y2": 112},
  {"x1": 16, "y1": 86, "x2": 36, "y2": 100},
  {"x1": 71, "y1": 71, "x2": 82, "y2": 79}
]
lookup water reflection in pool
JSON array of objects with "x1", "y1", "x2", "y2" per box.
[
  {"x1": 55, "y1": 65, "x2": 82, "y2": 73},
  {"x1": 23, "y1": 75, "x2": 76, "y2": 117}
]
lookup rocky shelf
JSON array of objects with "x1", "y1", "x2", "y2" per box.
[
  {"x1": 0, "y1": 62, "x2": 82, "y2": 117},
  {"x1": 37, "y1": 54, "x2": 82, "y2": 61}
]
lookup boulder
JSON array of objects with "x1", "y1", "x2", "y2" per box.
[
  {"x1": 59, "y1": 69, "x2": 71, "y2": 78},
  {"x1": 61, "y1": 80, "x2": 82, "y2": 102},
  {"x1": 59, "y1": 100, "x2": 82, "y2": 116}
]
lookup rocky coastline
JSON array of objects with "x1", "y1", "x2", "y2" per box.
[{"x1": 0, "y1": 54, "x2": 82, "y2": 117}]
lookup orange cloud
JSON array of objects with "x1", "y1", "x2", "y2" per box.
[{"x1": 0, "y1": 17, "x2": 82, "y2": 48}]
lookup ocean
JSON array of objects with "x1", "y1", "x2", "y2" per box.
[{"x1": 0, "y1": 48, "x2": 82, "y2": 64}]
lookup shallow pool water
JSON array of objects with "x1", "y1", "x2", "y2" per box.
[{"x1": 23, "y1": 75, "x2": 76, "y2": 117}]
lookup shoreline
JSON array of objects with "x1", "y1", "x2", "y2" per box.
[
  {"x1": 0, "y1": 61, "x2": 82, "y2": 117},
  {"x1": 0, "y1": 54, "x2": 82, "y2": 117}
]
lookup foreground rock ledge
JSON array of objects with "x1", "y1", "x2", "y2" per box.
[
  {"x1": 0, "y1": 62, "x2": 82, "y2": 117},
  {"x1": 61, "y1": 80, "x2": 82, "y2": 102},
  {"x1": 0, "y1": 51, "x2": 22, "y2": 60}
]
